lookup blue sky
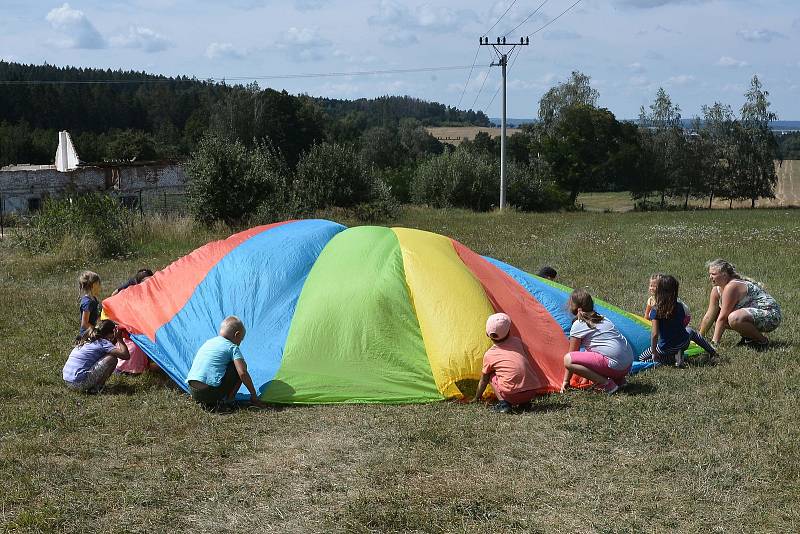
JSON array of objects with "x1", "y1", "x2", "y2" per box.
[{"x1": 2, "y1": 0, "x2": 798, "y2": 119}]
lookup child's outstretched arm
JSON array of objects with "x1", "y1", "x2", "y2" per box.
[
  {"x1": 472, "y1": 373, "x2": 490, "y2": 403},
  {"x1": 233, "y1": 359, "x2": 268, "y2": 408}
]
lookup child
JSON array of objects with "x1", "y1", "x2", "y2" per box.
[
  {"x1": 111, "y1": 268, "x2": 154, "y2": 296},
  {"x1": 639, "y1": 275, "x2": 717, "y2": 367},
  {"x1": 63, "y1": 319, "x2": 130, "y2": 393},
  {"x1": 186, "y1": 316, "x2": 267, "y2": 410},
  {"x1": 562, "y1": 289, "x2": 633, "y2": 394},
  {"x1": 645, "y1": 273, "x2": 691, "y2": 327},
  {"x1": 537, "y1": 266, "x2": 558, "y2": 281},
  {"x1": 472, "y1": 313, "x2": 538, "y2": 413},
  {"x1": 78, "y1": 271, "x2": 102, "y2": 337}
]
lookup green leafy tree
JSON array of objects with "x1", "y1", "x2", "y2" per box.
[
  {"x1": 736, "y1": 75, "x2": 779, "y2": 207},
  {"x1": 637, "y1": 87, "x2": 684, "y2": 206},
  {"x1": 541, "y1": 105, "x2": 625, "y2": 204},
  {"x1": 186, "y1": 134, "x2": 283, "y2": 225},
  {"x1": 538, "y1": 71, "x2": 599, "y2": 132}
]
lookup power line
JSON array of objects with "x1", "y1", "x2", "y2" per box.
[
  {"x1": 483, "y1": 47, "x2": 520, "y2": 114},
  {"x1": 456, "y1": 46, "x2": 482, "y2": 108},
  {"x1": 471, "y1": 51, "x2": 495, "y2": 110},
  {"x1": 524, "y1": 0, "x2": 584, "y2": 38},
  {"x1": 504, "y1": 0, "x2": 551, "y2": 37},
  {"x1": 0, "y1": 64, "x2": 476, "y2": 85},
  {"x1": 458, "y1": 0, "x2": 520, "y2": 109},
  {"x1": 485, "y1": 0, "x2": 519, "y2": 35}
]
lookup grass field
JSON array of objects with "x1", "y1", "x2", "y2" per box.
[{"x1": 1, "y1": 208, "x2": 799, "y2": 532}]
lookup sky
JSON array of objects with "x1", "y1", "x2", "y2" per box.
[{"x1": 1, "y1": 0, "x2": 799, "y2": 119}]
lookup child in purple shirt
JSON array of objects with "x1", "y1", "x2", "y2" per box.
[{"x1": 63, "y1": 320, "x2": 129, "y2": 393}]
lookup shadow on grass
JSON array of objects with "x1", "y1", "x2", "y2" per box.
[
  {"x1": 620, "y1": 382, "x2": 657, "y2": 396},
  {"x1": 516, "y1": 402, "x2": 570, "y2": 415}
]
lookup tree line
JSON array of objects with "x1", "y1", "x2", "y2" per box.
[
  {"x1": 0, "y1": 61, "x2": 490, "y2": 167},
  {"x1": 1, "y1": 61, "x2": 786, "y2": 222}
]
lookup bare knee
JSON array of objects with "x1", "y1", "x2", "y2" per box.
[{"x1": 563, "y1": 353, "x2": 572, "y2": 367}]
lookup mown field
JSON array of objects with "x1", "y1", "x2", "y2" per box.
[{"x1": 1, "y1": 207, "x2": 799, "y2": 533}]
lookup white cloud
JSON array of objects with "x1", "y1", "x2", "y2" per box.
[
  {"x1": 644, "y1": 50, "x2": 665, "y2": 61},
  {"x1": 294, "y1": 0, "x2": 330, "y2": 11},
  {"x1": 206, "y1": 42, "x2": 246, "y2": 60},
  {"x1": 721, "y1": 83, "x2": 745, "y2": 93},
  {"x1": 379, "y1": 30, "x2": 419, "y2": 47},
  {"x1": 333, "y1": 49, "x2": 379, "y2": 65},
  {"x1": 628, "y1": 75, "x2": 649, "y2": 87},
  {"x1": 45, "y1": 3, "x2": 105, "y2": 49},
  {"x1": 717, "y1": 56, "x2": 748, "y2": 68},
  {"x1": 616, "y1": 0, "x2": 710, "y2": 8},
  {"x1": 666, "y1": 74, "x2": 695, "y2": 85},
  {"x1": 369, "y1": 1, "x2": 478, "y2": 33},
  {"x1": 110, "y1": 26, "x2": 171, "y2": 53},
  {"x1": 278, "y1": 27, "x2": 330, "y2": 61},
  {"x1": 737, "y1": 28, "x2": 785, "y2": 43},
  {"x1": 628, "y1": 62, "x2": 644, "y2": 73}
]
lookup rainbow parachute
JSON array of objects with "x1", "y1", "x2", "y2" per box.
[{"x1": 104, "y1": 220, "x2": 691, "y2": 404}]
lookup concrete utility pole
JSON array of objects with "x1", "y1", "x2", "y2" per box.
[{"x1": 480, "y1": 36, "x2": 528, "y2": 210}]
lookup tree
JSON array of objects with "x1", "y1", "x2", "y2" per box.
[
  {"x1": 737, "y1": 75, "x2": 779, "y2": 207},
  {"x1": 699, "y1": 102, "x2": 737, "y2": 207},
  {"x1": 538, "y1": 71, "x2": 599, "y2": 132},
  {"x1": 186, "y1": 134, "x2": 284, "y2": 225},
  {"x1": 636, "y1": 87, "x2": 684, "y2": 206},
  {"x1": 541, "y1": 105, "x2": 625, "y2": 204},
  {"x1": 411, "y1": 147, "x2": 498, "y2": 211}
]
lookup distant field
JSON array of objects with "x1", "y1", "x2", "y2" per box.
[{"x1": 426, "y1": 126, "x2": 522, "y2": 145}]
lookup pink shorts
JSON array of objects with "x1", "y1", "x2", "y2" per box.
[
  {"x1": 568, "y1": 351, "x2": 630, "y2": 381},
  {"x1": 490, "y1": 375, "x2": 536, "y2": 405}
]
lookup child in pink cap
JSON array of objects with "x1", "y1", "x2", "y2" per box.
[{"x1": 472, "y1": 313, "x2": 539, "y2": 413}]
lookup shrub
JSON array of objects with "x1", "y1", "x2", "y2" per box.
[
  {"x1": 18, "y1": 193, "x2": 133, "y2": 257},
  {"x1": 411, "y1": 148, "x2": 498, "y2": 211},
  {"x1": 294, "y1": 142, "x2": 378, "y2": 209},
  {"x1": 186, "y1": 134, "x2": 287, "y2": 225},
  {"x1": 507, "y1": 159, "x2": 571, "y2": 211}
]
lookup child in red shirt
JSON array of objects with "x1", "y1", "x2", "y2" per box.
[{"x1": 472, "y1": 313, "x2": 538, "y2": 413}]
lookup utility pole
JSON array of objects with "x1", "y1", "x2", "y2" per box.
[{"x1": 480, "y1": 36, "x2": 529, "y2": 210}]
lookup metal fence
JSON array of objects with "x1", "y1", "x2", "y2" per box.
[{"x1": 0, "y1": 188, "x2": 190, "y2": 238}]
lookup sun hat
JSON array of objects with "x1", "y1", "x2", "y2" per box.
[{"x1": 486, "y1": 313, "x2": 511, "y2": 340}]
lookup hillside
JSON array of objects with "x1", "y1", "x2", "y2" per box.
[{"x1": 0, "y1": 61, "x2": 487, "y2": 166}]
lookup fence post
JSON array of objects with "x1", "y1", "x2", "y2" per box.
[{"x1": 139, "y1": 190, "x2": 143, "y2": 219}]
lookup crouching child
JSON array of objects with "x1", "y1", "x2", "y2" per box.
[
  {"x1": 63, "y1": 319, "x2": 130, "y2": 393},
  {"x1": 472, "y1": 313, "x2": 538, "y2": 413},
  {"x1": 187, "y1": 316, "x2": 268, "y2": 410}
]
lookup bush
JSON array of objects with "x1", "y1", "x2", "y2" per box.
[
  {"x1": 294, "y1": 142, "x2": 378, "y2": 209},
  {"x1": 507, "y1": 159, "x2": 571, "y2": 211},
  {"x1": 411, "y1": 148, "x2": 498, "y2": 211},
  {"x1": 18, "y1": 193, "x2": 133, "y2": 257},
  {"x1": 186, "y1": 134, "x2": 287, "y2": 225}
]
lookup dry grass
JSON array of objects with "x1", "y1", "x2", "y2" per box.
[
  {"x1": 425, "y1": 126, "x2": 523, "y2": 146},
  {"x1": 1, "y1": 207, "x2": 799, "y2": 532}
]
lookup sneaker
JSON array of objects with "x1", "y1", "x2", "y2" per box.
[
  {"x1": 736, "y1": 336, "x2": 754, "y2": 347},
  {"x1": 750, "y1": 339, "x2": 769, "y2": 352},
  {"x1": 492, "y1": 400, "x2": 512, "y2": 413},
  {"x1": 516, "y1": 401, "x2": 533, "y2": 412},
  {"x1": 616, "y1": 377, "x2": 628, "y2": 389},
  {"x1": 674, "y1": 352, "x2": 686, "y2": 368}
]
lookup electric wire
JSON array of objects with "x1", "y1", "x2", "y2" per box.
[
  {"x1": 485, "y1": 0, "x2": 519, "y2": 35},
  {"x1": 471, "y1": 50, "x2": 495, "y2": 110},
  {"x1": 483, "y1": 47, "x2": 519, "y2": 114},
  {"x1": 456, "y1": 46, "x2": 482, "y2": 108},
  {"x1": 522, "y1": 0, "x2": 584, "y2": 38},
  {"x1": 503, "y1": 0, "x2": 551, "y2": 37},
  {"x1": 458, "y1": 0, "x2": 519, "y2": 109}
]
